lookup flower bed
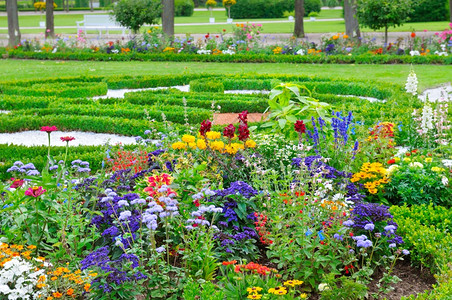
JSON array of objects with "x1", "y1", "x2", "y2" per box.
[{"x1": 0, "y1": 70, "x2": 451, "y2": 299}]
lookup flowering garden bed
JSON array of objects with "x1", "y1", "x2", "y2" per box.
[{"x1": 0, "y1": 70, "x2": 451, "y2": 299}]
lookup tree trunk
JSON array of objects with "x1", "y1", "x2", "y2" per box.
[
  {"x1": 162, "y1": 0, "x2": 175, "y2": 37},
  {"x1": 90, "y1": 0, "x2": 93, "y2": 11},
  {"x1": 344, "y1": 0, "x2": 360, "y2": 38},
  {"x1": 384, "y1": 25, "x2": 388, "y2": 46},
  {"x1": 45, "y1": 0, "x2": 55, "y2": 38},
  {"x1": 6, "y1": 0, "x2": 21, "y2": 47},
  {"x1": 294, "y1": 0, "x2": 304, "y2": 38},
  {"x1": 65, "y1": 0, "x2": 69, "y2": 12},
  {"x1": 450, "y1": 0, "x2": 452, "y2": 22}
]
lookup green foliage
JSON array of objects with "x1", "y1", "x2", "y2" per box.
[
  {"x1": 320, "y1": 274, "x2": 368, "y2": 300},
  {"x1": 409, "y1": 0, "x2": 449, "y2": 22},
  {"x1": 6, "y1": 49, "x2": 452, "y2": 65},
  {"x1": 229, "y1": 0, "x2": 294, "y2": 18},
  {"x1": 182, "y1": 280, "x2": 225, "y2": 300},
  {"x1": 304, "y1": 0, "x2": 322, "y2": 16},
  {"x1": 356, "y1": 0, "x2": 413, "y2": 34},
  {"x1": 112, "y1": 0, "x2": 161, "y2": 33},
  {"x1": 189, "y1": 79, "x2": 225, "y2": 93},
  {"x1": 0, "y1": 82, "x2": 107, "y2": 98},
  {"x1": 175, "y1": 0, "x2": 195, "y2": 16}
]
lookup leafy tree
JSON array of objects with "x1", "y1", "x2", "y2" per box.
[
  {"x1": 112, "y1": 0, "x2": 161, "y2": 33},
  {"x1": 356, "y1": 0, "x2": 413, "y2": 45}
]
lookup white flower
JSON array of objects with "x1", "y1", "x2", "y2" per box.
[
  {"x1": 111, "y1": 49, "x2": 119, "y2": 54},
  {"x1": 442, "y1": 159, "x2": 452, "y2": 168},
  {"x1": 387, "y1": 164, "x2": 400, "y2": 175},
  {"x1": 405, "y1": 69, "x2": 418, "y2": 95},
  {"x1": 197, "y1": 49, "x2": 211, "y2": 55},
  {"x1": 296, "y1": 48, "x2": 305, "y2": 55},
  {"x1": 318, "y1": 283, "x2": 329, "y2": 291},
  {"x1": 409, "y1": 162, "x2": 423, "y2": 169},
  {"x1": 420, "y1": 104, "x2": 434, "y2": 134},
  {"x1": 442, "y1": 176, "x2": 449, "y2": 186},
  {"x1": 409, "y1": 50, "x2": 420, "y2": 56},
  {"x1": 434, "y1": 51, "x2": 448, "y2": 56}
]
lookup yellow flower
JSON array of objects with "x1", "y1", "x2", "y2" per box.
[
  {"x1": 425, "y1": 157, "x2": 433, "y2": 163},
  {"x1": 300, "y1": 293, "x2": 308, "y2": 299},
  {"x1": 272, "y1": 47, "x2": 283, "y2": 54},
  {"x1": 225, "y1": 145, "x2": 239, "y2": 155},
  {"x1": 283, "y1": 279, "x2": 303, "y2": 287},
  {"x1": 188, "y1": 142, "x2": 197, "y2": 149},
  {"x1": 332, "y1": 35, "x2": 339, "y2": 40},
  {"x1": 245, "y1": 140, "x2": 257, "y2": 148},
  {"x1": 182, "y1": 134, "x2": 196, "y2": 143},
  {"x1": 247, "y1": 287, "x2": 263, "y2": 294},
  {"x1": 206, "y1": 131, "x2": 221, "y2": 140},
  {"x1": 171, "y1": 141, "x2": 186, "y2": 150},
  {"x1": 210, "y1": 141, "x2": 225, "y2": 151},
  {"x1": 247, "y1": 294, "x2": 262, "y2": 299},
  {"x1": 268, "y1": 286, "x2": 287, "y2": 295},
  {"x1": 403, "y1": 157, "x2": 411, "y2": 162},
  {"x1": 431, "y1": 167, "x2": 445, "y2": 172},
  {"x1": 394, "y1": 157, "x2": 400, "y2": 163},
  {"x1": 197, "y1": 139, "x2": 207, "y2": 150}
]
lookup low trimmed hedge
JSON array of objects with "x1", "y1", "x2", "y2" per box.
[
  {"x1": 189, "y1": 79, "x2": 225, "y2": 93},
  {"x1": 0, "y1": 81, "x2": 107, "y2": 98},
  {"x1": 4, "y1": 50, "x2": 452, "y2": 65}
]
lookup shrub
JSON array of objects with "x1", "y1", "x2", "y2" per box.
[
  {"x1": 409, "y1": 0, "x2": 449, "y2": 22},
  {"x1": 229, "y1": 0, "x2": 293, "y2": 18},
  {"x1": 175, "y1": 0, "x2": 194, "y2": 16},
  {"x1": 304, "y1": 0, "x2": 322, "y2": 16},
  {"x1": 112, "y1": 0, "x2": 161, "y2": 33},
  {"x1": 189, "y1": 79, "x2": 225, "y2": 93}
]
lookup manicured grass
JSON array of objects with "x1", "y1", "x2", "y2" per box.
[{"x1": 0, "y1": 59, "x2": 450, "y2": 90}]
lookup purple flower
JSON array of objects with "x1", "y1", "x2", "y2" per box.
[
  {"x1": 333, "y1": 233, "x2": 343, "y2": 241},
  {"x1": 119, "y1": 211, "x2": 132, "y2": 221},
  {"x1": 364, "y1": 223, "x2": 375, "y2": 231},
  {"x1": 343, "y1": 220, "x2": 354, "y2": 227},
  {"x1": 389, "y1": 243, "x2": 396, "y2": 248},
  {"x1": 402, "y1": 249, "x2": 410, "y2": 255}
]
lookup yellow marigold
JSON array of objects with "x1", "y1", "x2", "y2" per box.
[
  {"x1": 51, "y1": 276, "x2": 58, "y2": 281},
  {"x1": 268, "y1": 286, "x2": 287, "y2": 295},
  {"x1": 245, "y1": 140, "x2": 257, "y2": 148},
  {"x1": 27, "y1": 245, "x2": 37, "y2": 250},
  {"x1": 171, "y1": 141, "x2": 186, "y2": 150},
  {"x1": 206, "y1": 131, "x2": 221, "y2": 140},
  {"x1": 52, "y1": 292, "x2": 63, "y2": 298},
  {"x1": 394, "y1": 157, "x2": 400, "y2": 163},
  {"x1": 225, "y1": 145, "x2": 239, "y2": 155},
  {"x1": 47, "y1": 297, "x2": 53, "y2": 300},
  {"x1": 182, "y1": 134, "x2": 196, "y2": 143},
  {"x1": 84, "y1": 283, "x2": 91, "y2": 292},
  {"x1": 332, "y1": 35, "x2": 339, "y2": 40},
  {"x1": 425, "y1": 157, "x2": 433, "y2": 163},
  {"x1": 431, "y1": 167, "x2": 444, "y2": 172},
  {"x1": 210, "y1": 141, "x2": 225, "y2": 151},
  {"x1": 403, "y1": 157, "x2": 411, "y2": 162},
  {"x1": 197, "y1": 139, "x2": 207, "y2": 150},
  {"x1": 300, "y1": 293, "x2": 308, "y2": 299},
  {"x1": 188, "y1": 142, "x2": 197, "y2": 149},
  {"x1": 272, "y1": 47, "x2": 282, "y2": 54},
  {"x1": 89, "y1": 272, "x2": 98, "y2": 277},
  {"x1": 37, "y1": 283, "x2": 46, "y2": 289},
  {"x1": 163, "y1": 47, "x2": 175, "y2": 53}
]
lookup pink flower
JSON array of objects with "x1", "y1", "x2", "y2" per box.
[
  {"x1": 46, "y1": 29, "x2": 50, "y2": 33},
  {"x1": 40, "y1": 126, "x2": 58, "y2": 133},
  {"x1": 25, "y1": 186, "x2": 46, "y2": 197},
  {"x1": 238, "y1": 111, "x2": 248, "y2": 125},
  {"x1": 247, "y1": 33, "x2": 252, "y2": 40},
  {"x1": 423, "y1": 29, "x2": 427, "y2": 32},
  {"x1": 10, "y1": 178, "x2": 24, "y2": 189},
  {"x1": 199, "y1": 120, "x2": 212, "y2": 136},
  {"x1": 223, "y1": 124, "x2": 236, "y2": 138},
  {"x1": 294, "y1": 120, "x2": 306, "y2": 134},
  {"x1": 60, "y1": 136, "x2": 75, "y2": 142}
]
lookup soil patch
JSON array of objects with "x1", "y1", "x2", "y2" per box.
[{"x1": 213, "y1": 113, "x2": 267, "y2": 125}]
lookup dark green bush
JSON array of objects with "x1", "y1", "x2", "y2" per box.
[
  {"x1": 304, "y1": 0, "x2": 322, "y2": 16},
  {"x1": 175, "y1": 0, "x2": 194, "y2": 16},
  {"x1": 409, "y1": 0, "x2": 448, "y2": 22},
  {"x1": 189, "y1": 79, "x2": 225, "y2": 93},
  {"x1": 229, "y1": 0, "x2": 293, "y2": 18}
]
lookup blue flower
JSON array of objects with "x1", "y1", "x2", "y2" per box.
[{"x1": 364, "y1": 223, "x2": 375, "y2": 231}]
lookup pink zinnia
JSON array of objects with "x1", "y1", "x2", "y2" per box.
[
  {"x1": 10, "y1": 178, "x2": 24, "y2": 189},
  {"x1": 25, "y1": 186, "x2": 46, "y2": 197},
  {"x1": 40, "y1": 126, "x2": 58, "y2": 133},
  {"x1": 60, "y1": 136, "x2": 75, "y2": 142}
]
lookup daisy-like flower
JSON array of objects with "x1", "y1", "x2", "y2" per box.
[
  {"x1": 283, "y1": 279, "x2": 303, "y2": 287},
  {"x1": 247, "y1": 287, "x2": 263, "y2": 294},
  {"x1": 40, "y1": 125, "x2": 58, "y2": 133},
  {"x1": 247, "y1": 294, "x2": 262, "y2": 299},
  {"x1": 268, "y1": 286, "x2": 287, "y2": 295},
  {"x1": 60, "y1": 136, "x2": 75, "y2": 142}
]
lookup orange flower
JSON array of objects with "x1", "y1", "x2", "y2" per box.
[
  {"x1": 84, "y1": 283, "x2": 91, "y2": 292},
  {"x1": 222, "y1": 260, "x2": 237, "y2": 266},
  {"x1": 66, "y1": 288, "x2": 74, "y2": 296},
  {"x1": 411, "y1": 32, "x2": 416, "y2": 38},
  {"x1": 343, "y1": 34, "x2": 349, "y2": 39},
  {"x1": 52, "y1": 292, "x2": 63, "y2": 298}
]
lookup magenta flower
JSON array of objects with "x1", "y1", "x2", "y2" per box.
[
  {"x1": 238, "y1": 110, "x2": 248, "y2": 125},
  {"x1": 199, "y1": 120, "x2": 212, "y2": 136},
  {"x1": 223, "y1": 124, "x2": 236, "y2": 139},
  {"x1": 10, "y1": 178, "x2": 24, "y2": 189},
  {"x1": 25, "y1": 186, "x2": 46, "y2": 197},
  {"x1": 294, "y1": 120, "x2": 306, "y2": 134},
  {"x1": 40, "y1": 126, "x2": 58, "y2": 133},
  {"x1": 60, "y1": 136, "x2": 75, "y2": 142}
]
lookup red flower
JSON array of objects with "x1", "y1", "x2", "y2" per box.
[
  {"x1": 294, "y1": 120, "x2": 306, "y2": 134},
  {"x1": 387, "y1": 159, "x2": 395, "y2": 164},
  {"x1": 405, "y1": 152, "x2": 411, "y2": 157},
  {"x1": 10, "y1": 178, "x2": 24, "y2": 189},
  {"x1": 411, "y1": 32, "x2": 416, "y2": 38},
  {"x1": 238, "y1": 110, "x2": 248, "y2": 125},
  {"x1": 238, "y1": 124, "x2": 250, "y2": 141},
  {"x1": 199, "y1": 120, "x2": 212, "y2": 136},
  {"x1": 40, "y1": 126, "x2": 58, "y2": 133},
  {"x1": 223, "y1": 124, "x2": 236, "y2": 139},
  {"x1": 60, "y1": 136, "x2": 75, "y2": 142},
  {"x1": 25, "y1": 186, "x2": 46, "y2": 197}
]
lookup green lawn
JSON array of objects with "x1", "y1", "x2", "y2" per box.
[{"x1": 0, "y1": 60, "x2": 450, "y2": 90}]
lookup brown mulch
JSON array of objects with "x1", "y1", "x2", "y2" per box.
[{"x1": 213, "y1": 113, "x2": 267, "y2": 125}]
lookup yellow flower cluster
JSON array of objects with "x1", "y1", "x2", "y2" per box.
[
  {"x1": 331, "y1": 32, "x2": 349, "y2": 40},
  {"x1": 283, "y1": 279, "x2": 303, "y2": 287},
  {"x1": 432, "y1": 167, "x2": 445, "y2": 172},
  {"x1": 163, "y1": 47, "x2": 175, "y2": 53},
  {"x1": 272, "y1": 47, "x2": 283, "y2": 54},
  {"x1": 0, "y1": 243, "x2": 36, "y2": 267},
  {"x1": 351, "y1": 162, "x2": 389, "y2": 194},
  {"x1": 268, "y1": 286, "x2": 288, "y2": 295},
  {"x1": 171, "y1": 133, "x2": 256, "y2": 155}
]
